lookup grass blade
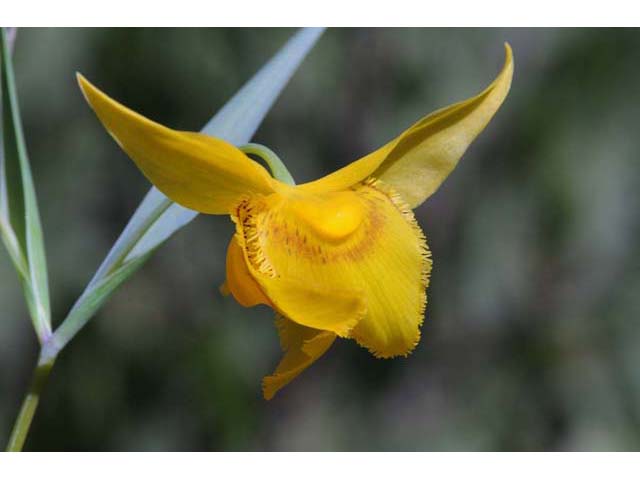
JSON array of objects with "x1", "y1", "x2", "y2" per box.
[
  {"x1": 1, "y1": 28, "x2": 19, "y2": 248},
  {"x1": 1, "y1": 28, "x2": 51, "y2": 340}
]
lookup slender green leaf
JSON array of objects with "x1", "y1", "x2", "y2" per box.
[
  {"x1": 0, "y1": 27, "x2": 35, "y2": 327},
  {"x1": 0, "y1": 216, "x2": 28, "y2": 277},
  {"x1": 1, "y1": 27, "x2": 18, "y2": 244},
  {"x1": 1, "y1": 28, "x2": 51, "y2": 340},
  {"x1": 0, "y1": 27, "x2": 16, "y2": 220},
  {"x1": 51, "y1": 28, "x2": 324, "y2": 352}
]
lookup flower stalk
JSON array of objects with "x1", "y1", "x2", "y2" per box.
[
  {"x1": 240, "y1": 143, "x2": 296, "y2": 186},
  {"x1": 6, "y1": 354, "x2": 55, "y2": 452}
]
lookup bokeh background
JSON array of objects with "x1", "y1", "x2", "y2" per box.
[{"x1": 1, "y1": 28, "x2": 639, "y2": 451}]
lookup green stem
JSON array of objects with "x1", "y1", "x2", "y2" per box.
[
  {"x1": 6, "y1": 353, "x2": 54, "y2": 452},
  {"x1": 240, "y1": 143, "x2": 296, "y2": 185}
]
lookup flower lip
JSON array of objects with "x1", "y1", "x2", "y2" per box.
[{"x1": 233, "y1": 178, "x2": 430, "y2": 359}]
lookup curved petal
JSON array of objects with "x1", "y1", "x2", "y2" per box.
[
  {"x1": 224, "y1": 229, "x2": 365, "y2": 336},
  {"x1": 223, "y1": 236, "x2": 271, "y2": 307},
  {"x1": 233, "y1": 181, "x2": 431, "y2": 358},
  {"x1": 263, "y1": 314, "x2": 336, "y2": 400},
  {"x1": 299, "y1": 44, "x2": 514, "y2": 208},
  {"x1": 77, "y1": 74, "x2": 277, "y2": 214},
  {"x1": 257, "y1": 276, "x2": 364, "y2": 337}
]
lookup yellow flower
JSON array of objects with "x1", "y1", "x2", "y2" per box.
[{"x1": 77, "y1": 44, "x2": 513, "y2": 399}]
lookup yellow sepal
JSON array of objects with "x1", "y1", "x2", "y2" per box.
[
  {"x1": 263, "y1": 315, "x2": 336, "y2": 400},
  {"x1": 300, "y1": 44, "x2": 514, "y2": 208},
  {"x1": 77, "y1": 74, "x2": 277, "y2": 214}
]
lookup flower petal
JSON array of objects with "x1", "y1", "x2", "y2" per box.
[
  {"x1": 299, "y1": 44, "x2": 513, "y2": 208},
  {"x1": 263, "y1": 314, "x2": 336, "y2": 400},
  {"x1": 233, "y1": 180, "x2": 431, "y2": 358},
  {"x1": 247, "y1": 274, "x2": 364, "y2": 338},
  {"x1": 77, "y1": 74, "x2": 276, "y2": 214},
  {"x1": 223, "y1": 236, "x2": 271, "y2": 307}
]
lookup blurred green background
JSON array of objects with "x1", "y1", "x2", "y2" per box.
[{"x1": 1, "y1": 28, "x2": 639, "y2": 451}]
